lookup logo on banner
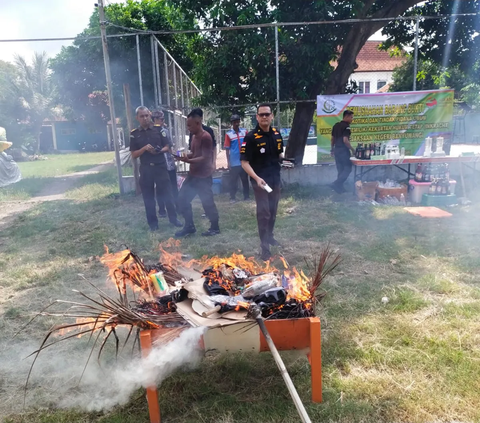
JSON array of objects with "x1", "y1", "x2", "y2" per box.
[
  {"x1": 322, "y1": 99, "x2": 337, "y2": 114},
  {"x1": 426, "y1": 96, "x2": 438, "y2": 108}
]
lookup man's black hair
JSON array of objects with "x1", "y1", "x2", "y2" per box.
[
  {"x1": 188, "y1": 109, "x2": 203, "y2": 119},
  {"x1": 343, "y1": 109, "x2": 354, "y2": 118},
  {"x1": 190, "y1": 108, "x2": 203, "y2": 118},
  {"x1": 257, "y1": 103, "x2": 272, "y2": 113}
]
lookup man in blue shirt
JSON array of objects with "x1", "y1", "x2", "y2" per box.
[{"x1": 225, "y1": 114, "x2": 249, "y2": 202}]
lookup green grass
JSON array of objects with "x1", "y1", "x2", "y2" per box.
[
  {"x1": 0, "y1": 152, "x2": 114, "y2": 201},
  {"x1": 2, "y1": 165, "x2": 480, "y2": 422},
  {"x1": 17, "y1": 152, "x2": 114, "y2": 178}
]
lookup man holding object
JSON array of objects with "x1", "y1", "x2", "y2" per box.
[
  {"x1": 130, "y1": 106, "x2": 182, "y2": 231},
  {"x1": 175, "y1": 109, "x2": 220, "y2": 238},
  {"x1": 241, "y1": 104, "x2": 284, "y2": 261},
  {"x1": 330, "y1": 109, "x2": 355, "y2": 194}
]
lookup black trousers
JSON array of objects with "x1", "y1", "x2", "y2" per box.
[
  {"x1": 139, "y1": 164, "x2": 177, "y2": 228},
  {"x1": 253, "y1": 184, "x2": 280, "y2": 252},
  {"x1": 158, "y1": 169, "x2": 178, "y2": 214},
  {"x1": 229, "y1": 166, "x2": 250, "y2": 200},
  {"x1": 177, "y1": 174, "x2": 219, "y2": 229},
  {"x1": 333, "y1": 147, "x2": 352, "y2": 187}
]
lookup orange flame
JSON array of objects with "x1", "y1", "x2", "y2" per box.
[{"x1": 99, "y1": 246, "x2": 154, "y2": 300}]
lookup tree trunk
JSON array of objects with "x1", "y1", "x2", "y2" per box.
[
  {"x1": 36, "y1": 131, "x2": 42, "y2": 154},
  {"x1": 285, "y1": 102, "x2": 316, "y2": 165},
  {"x1": 286, "y1": 0, "x2": 424, "y2": 164}
]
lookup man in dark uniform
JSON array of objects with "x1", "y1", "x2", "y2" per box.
[
  {"x1": 175, "y1": 109, "x2": 220, "y2": 238},
  {"x1": 152, "y1": 110, "x2": 178, "y2": 217},
  {"x1": 330, "y1": 109, "x2": 355, "y2": 194},
  {"x1": 241, "y1": 103, "x2": 284, "y2": 261},
  {"x1": 130, "y1": 106, "x2": 182, "y2": 231}
]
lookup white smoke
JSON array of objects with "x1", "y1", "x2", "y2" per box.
[
  {"x1": 0, "y1": 326, "x2": 205, "y2": 415},
  {"x1": 59, "y1": 326, "x2": 205, "y2": 411}
]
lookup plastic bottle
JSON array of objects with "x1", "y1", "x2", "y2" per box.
[{"x1": 400, "y1": 193, "x2": 406, "y2": 205}]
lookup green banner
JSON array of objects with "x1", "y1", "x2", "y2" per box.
[{"x1": 317, "y1": 90, "x2": 454, "y2": 161}]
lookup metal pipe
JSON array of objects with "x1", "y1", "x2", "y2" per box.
[
  {"x1": 154, "y1": 41, "x2": 162, "y2": 106},
  {"x1": 164, "y1": 51, "x2": 172, "y2": 128},
  {"x1": 275, "y1": 26, "x2": 281, "y2": 128},
  {"x1": 136, "y1": 34, "x2": 144, "y2": 105},
  {"x1": 180, "y1": 72, "x2": 185, "y2": 112},
  {"x1": 173, "y1": 65, "x2": 178, "y2": 109},
  {"x1": 1, "y1": 13, "x2": 477, "y2": 43},
  {"x1": 252, "y1": 307, "x2": 312, "y2": 423},
  {"x1": 413, "y1": 15, "x2": 420, "y2": 91},
  {"x1": 151, "y1": 35, "x2": 158, "y2": 107},
  {"x1": 98, "y1": 0, "x2": 124, "y2": 195}
]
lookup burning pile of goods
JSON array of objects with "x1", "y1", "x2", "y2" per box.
[{"x1": 21, "y1": 242, "x2": 340, "y2": 382}]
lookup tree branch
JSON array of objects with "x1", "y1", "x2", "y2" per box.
[{"x1": 325, "y1": 0, "x2": 424, "y2": 95}]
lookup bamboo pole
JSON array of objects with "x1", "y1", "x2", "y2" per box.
[{"x1": 251, "y1": 306, "x2": 312, "y2": 423}]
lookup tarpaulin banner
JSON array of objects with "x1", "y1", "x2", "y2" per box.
[{"x1": 316, "y1": 89, "x2": 454, "y2": 160}]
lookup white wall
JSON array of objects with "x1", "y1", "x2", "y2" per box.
[{"x1": 350, "y1": 71, "x2": 394, "y2": 93}]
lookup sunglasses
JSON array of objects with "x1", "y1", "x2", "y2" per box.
[{"x1": 258, "y1": 113, "x2": 272, "y2": 118}]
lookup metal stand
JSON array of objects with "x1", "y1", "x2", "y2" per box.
[{"x1": 140, "y1": 317, "x2": 322, "y2": 423}]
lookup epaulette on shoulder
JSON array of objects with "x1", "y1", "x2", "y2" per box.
[
  {"x1": 131, "y1": 128, "x2": 138, "y2": 132},
  {"x1": 272, "y1": 127, "x2": 276, "y2": 131}
]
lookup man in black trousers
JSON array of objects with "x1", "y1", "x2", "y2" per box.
[
  {"x1": 175, "y1": 109, "x2": 220, "y2": 238},
  {"x1": 152, "y1": 110, "x2": 178, "y2": 217},
  {"x1": 130, "y1": 106, "x2": 182, "y2": 231},
  {"x1": 241, "y1": 103, "x2": 284, "y2": 261},
  {"x1": 330, "y1": 109, "x2": 355, "y2": 194}
]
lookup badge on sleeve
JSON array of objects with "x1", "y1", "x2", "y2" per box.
[
  {"x1": 260, "y1": 148, "x2": 265, "y2": 154},
  {"x1": 161, "y1": 129, "x2": 167, "y2": 137}
]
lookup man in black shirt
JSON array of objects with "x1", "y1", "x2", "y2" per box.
[
  {"x1": 241, "y1": 103, "x2": 284, "y2": 261},
  {"x1": 152, "y1": 110, "x2": 178, "y2": 217},
  {"x1": 130, "y1": 106, "x2": 182, "y2": 231},
  {"x1": 330, "y1": 109, "x2": 355, "y2": 194}
]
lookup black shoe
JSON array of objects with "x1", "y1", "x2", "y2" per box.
[
  {"x1": 149, "y1": 225, "x2": 159, "y2": 232},
  {"x1": 260, "y1": 248, "x2": 272, "y2": 261},
  {"x1": 201, "y1": 228, "x2": 220, "y2": 236},
  {"x1": 169, "y1": 218, "x2": 183, "y2": 228},
  {"x1": 158, "y1": 212, "x2": 167, "y2": 218},
  {"x1": 269, "y1": 237, "x2": 281, "y2": 247},
  {"x1": 175, "y1": 226, "x2": 196, "y2": 238},
  {"x1": 329, "y1": 183, "x2": 345, "y2": 194}
]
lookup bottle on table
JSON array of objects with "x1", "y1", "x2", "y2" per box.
[
  {"x1": 415, "y1": 164, "x2": 423, "y2": 182},
  {"x1": 436, "y1": 179, "x2": 443, "y2": 194},
  {"x1": 429, "y1": 179, "x2": 437, "y2": 194},
  {"x1": 441, "y1": 179, "x2": 448, "y2": 195},
  {"x1": 365, "y1": 144, "x2": 371, "y2": 160}
]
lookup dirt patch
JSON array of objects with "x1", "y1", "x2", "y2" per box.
[{"x1": 0, "y1": 163, "x2": 113, "y2": 230}]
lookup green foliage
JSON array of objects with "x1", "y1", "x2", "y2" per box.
[
  {"x1": 382, "y1": 0, "x2": 480, "y2": 79},
  {"x1": 49, "y1": 0, "x2": 197, "y2": 126},
  {"x1": 391, "y1": 55, "x2": 480, "y2": 108},
  {"x1": 177, "y1": 0, "x2": 354, "y2": 109},
  {"x1": 0, "y1": 53, "x2": 58, "y2": 151}
]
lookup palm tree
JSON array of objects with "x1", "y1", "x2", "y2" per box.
[{"x1": 9, "y1": 52, "x2": 57, "y2": 153}]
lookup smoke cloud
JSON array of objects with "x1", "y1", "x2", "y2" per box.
[
  {"x1": 61, "y1": 326, "x2": 205, "y2": 411},
  {"x1": 0, "y1": 327, "x2": 205, "y2": 415}
]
